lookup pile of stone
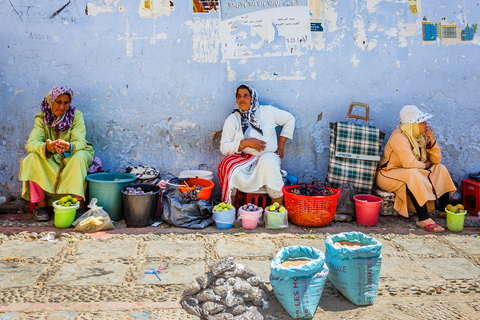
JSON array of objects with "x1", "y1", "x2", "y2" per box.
[{"x1": 180, "y1": 257, "x2": 268, "y2": 320}]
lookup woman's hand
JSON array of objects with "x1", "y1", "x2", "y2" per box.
[
  {"x1": 275, "y1": 147, "x2": 284, "y2": 159},
  {"x1": 239, "y1": 138, "x2": 266, "y2": 152},
  {"x1": 275, "y1": 136, "x2": 288, "y2": 159},
  {"x1": 46, "y1": 139, "x2": 56, "y2": 152},
  {"x1": 425, "y1": 159, "x2": 433, "y2": 170},
  {"x1": 425, "y1": 126, "x2": 436, "y2": 146},
  {"x1": 54, "y1": 139, "x2": 70, "y2": 154}
]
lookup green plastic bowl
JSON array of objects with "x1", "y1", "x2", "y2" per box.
[{"x1": 53, "y1": 200, "x2": 79, "y2": 228}]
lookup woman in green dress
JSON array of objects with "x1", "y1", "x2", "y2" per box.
[{"x1": 19, "y1": 86, "x2": 94, "y2": 221}]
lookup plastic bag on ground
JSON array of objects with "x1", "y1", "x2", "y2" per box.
[
  {"x1": 325, "y1": 231, "x2": 382, "y2": 306},
  {"x1": 161, "y1": 180, "x2": 213, "y2": 228},
  {"x1": 270, "y1": 246, "x2": 329, "y2": 319},
  {"x1": 335, "y1": 183, "x2": 356, "y2": 222},
  {"x1": 72, "y1": 198, "x2": 114, "y2": 232},
  {"x1": 264, "y1": 209, "x2": 289, "y2": 229},
  {"x1": 449, "y1": 180, "x2": 462, "y2": 204}
]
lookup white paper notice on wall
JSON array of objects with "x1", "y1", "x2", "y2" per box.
[{"x1": 219, "y1": 0, "x2": 311, "y2": 59}]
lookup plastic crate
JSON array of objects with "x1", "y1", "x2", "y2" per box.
[
  {"x1": 461, "y1": 179, "x2": 480, "y2": 215},
  {"x1": 283, "y1": 185, "x2": 341, "y2": 227}
]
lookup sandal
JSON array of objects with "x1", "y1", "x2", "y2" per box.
[
  {"x1": 416, "y1": 221, "x2": 444, "y2": 233},
  {"x1": 33, "y1": 207, "x2": 50, "y2": 221}
]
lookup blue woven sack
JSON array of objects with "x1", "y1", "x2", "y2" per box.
[
  {"x1": 270, "y1": 246, "x2": 329, "y2": 319},
  {"x1": 325, "y1": 232, "x2": 382, "y2": 306}
]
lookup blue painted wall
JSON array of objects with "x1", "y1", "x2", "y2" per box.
[{"x1": 1, "y1": 0, "x2": 479, "y2": 198}]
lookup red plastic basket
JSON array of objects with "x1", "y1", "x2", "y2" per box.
[{"x1": 282, "y1": 185, "x2": 341, "y2": 227}]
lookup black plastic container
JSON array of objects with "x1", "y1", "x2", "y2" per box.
[{"x1": 122, "y1": 184, "x2": 161, "y2": 227}]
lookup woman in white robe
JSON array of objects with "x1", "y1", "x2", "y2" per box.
[{"x1": 218, "y1": 84, "x2": 295, "y2": 205}]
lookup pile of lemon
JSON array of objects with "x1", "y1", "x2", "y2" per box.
[
  {"x1": 446, "y1": 203, "x2": 465, "y2": 214},
  {"x1": 267, "y1": 202, "x2": 286, "y2": 212},
  {"x1": 58, "y1": 195, "x2": 78, "y2": 207},
  {"x1": 214, "y1": 202, "x2": 234, "y2": 212}
]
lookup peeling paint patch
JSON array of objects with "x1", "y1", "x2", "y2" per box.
[
  {"x1": 86, "y1": 2, "x2": 116, "y2": 17},
  {"x1": 226, "y1": 60, "x2": 236, "y2": 82},
  {"x1": 471, "y1": 37, "x2": 480, "y2": 46},
  {"x1": 173, "y1": 120, "x2": 196, "y2": 130},
  {"x1": 311, "y1": 33, "x2": 325, "y2": 50},
  {"x1": 118, "y1": 15, "x2": 168, "y2": 57},
  {"x1": 324, "y1": 0, "x2": 340, "y2": 32},
  {"x1": 366, "y1": 0, "x2": 382, "y2": 14},
  {"x1": 327, "y1": 30, "x2": 346, "y2": 51},
  {"x1": 353, "y1": 16, "x2": 368, "y2": 50},
  {"x1": 397, "y1": 22, "x2": 417, "y2": 48},
  {"x1": 351, "y1": 54, "x2": 359, "y2": 68},
  {"x1": 185, "y1": 18, "x2": 221, "y2": 63},
  {"x1": 138, "y1": 0, "x2": 174, "y2": 18}
]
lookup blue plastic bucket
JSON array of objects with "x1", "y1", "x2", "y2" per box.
[
  {"x1": 86, "y1": 172, "x2": 136, "y2": 221},
  {"x1": 213, "y1": 208, "x2": 235, "y2": 229}
]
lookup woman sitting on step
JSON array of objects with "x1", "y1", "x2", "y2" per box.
[
  {"x1": 218, "y1": 84, "x2": 295, "y2": 206},
  {"x1": 19, "y1": 86, "x2": 94, "y2": 221},
  {"x1": 375, "y1": 105, "x2": 456, "y2": 233}
]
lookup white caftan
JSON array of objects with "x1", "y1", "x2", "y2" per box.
[{"x1": 220, "y1": 105, "x2": 295, "y2": 195}]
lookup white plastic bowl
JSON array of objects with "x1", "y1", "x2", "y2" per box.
[{"x1": 179, "y1": 170, "x2": 213, "y2": 181}]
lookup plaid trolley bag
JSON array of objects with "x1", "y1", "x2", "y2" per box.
[{"x1": 325, "y1": 102, "x2": 385, "y2": 194}]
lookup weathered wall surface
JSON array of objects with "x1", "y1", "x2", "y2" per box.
[{"x1": 1, "y1": 0, "x2": 479, "y2": 198}]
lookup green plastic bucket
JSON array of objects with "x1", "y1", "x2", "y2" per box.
[
  {"x1": 446, "y1": 209, "x2": 467, "y2": 232},
  {"x1": 53, "y1": 200, "x2": 79, "y2": 228},
  {"x1": 86, "y1": 172, "x2": 136, "y2": 221}
]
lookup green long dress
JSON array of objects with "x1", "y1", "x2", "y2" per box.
[{"x1": 19, "y1": 109, "x2": 94, "y2": 204}]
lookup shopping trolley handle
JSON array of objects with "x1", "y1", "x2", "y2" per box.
[{"x1": 346, "y1": 102, "x2": 369, "y2": 124}]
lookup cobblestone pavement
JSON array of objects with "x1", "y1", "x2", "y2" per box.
[{"x1": 1, "y1": 200, "x2": 480, "y2": 319}]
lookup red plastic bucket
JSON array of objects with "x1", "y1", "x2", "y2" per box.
[{"x1": 354, "y1": 194, "x2": 382, "y2": 226}]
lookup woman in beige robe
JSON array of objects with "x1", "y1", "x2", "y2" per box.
[{"x1": 376, "y1": 105, "x2": 456, "y2": 233}]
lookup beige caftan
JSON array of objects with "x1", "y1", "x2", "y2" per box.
[{"x1": 375, "y1": 129, "x2": 456, "y2": 217}]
